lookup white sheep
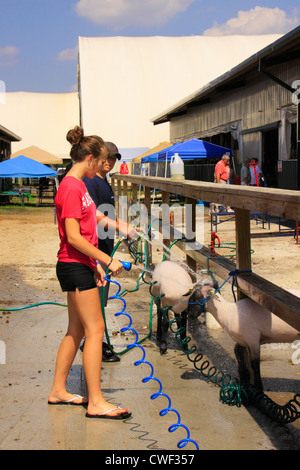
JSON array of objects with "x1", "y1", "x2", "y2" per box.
[
  {"x1": 151, "y1": 260, "x2": 195, "y2": 354},
  {"x1": 190, "y1": 279, "x2": 300, "y2": 391}
]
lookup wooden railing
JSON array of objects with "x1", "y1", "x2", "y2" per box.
[{"x1": 111, "y1": 174, "x2": 300, "y2": 331}]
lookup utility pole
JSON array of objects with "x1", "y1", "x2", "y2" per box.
[{"x1": 297, "y1": 102, "x2": 300, "y2": 190}]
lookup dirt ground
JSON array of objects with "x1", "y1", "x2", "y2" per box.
[
  {"x1": 0, "y1": 205, "x2": 299, "y2": 300},
  {"x1": 0, "y1": 207, "x2": 66, "y2": 308},
  {"x1": 1, "y1": 205, "x2": 300, "y2": 450}
]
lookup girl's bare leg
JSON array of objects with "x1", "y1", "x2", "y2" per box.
[
  {"x1": 50, "y1": 287, "x2": 129, "y2": 417},
  {"x1": 48, "y1": 291, "x2": 86, "y2": 404}
]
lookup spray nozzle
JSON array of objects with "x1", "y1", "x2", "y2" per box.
[{"x1": 120, "y1": 261, "x2": 132, "y2": 271}]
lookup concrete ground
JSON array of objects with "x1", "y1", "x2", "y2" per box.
[
  {"x1": 1, "y1": 206, "x2": 300, "y2": 451},
  {"x1": 1, "y1": 277, "x2": 300, "y2": 451}
]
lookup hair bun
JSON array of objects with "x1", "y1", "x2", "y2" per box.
[{"x1": 66, "y1": 126, "x2": 84, "y2": 146}]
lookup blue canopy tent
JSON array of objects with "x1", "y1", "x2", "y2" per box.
[
  {"x1": 0, "y1": 155, "x2": 57, "y2": 178},
  {"x1": 155, "y1": 139, "x2": 233, "y2": 178},
  {"x1": 141, "y1": 145, "x2": 174, "y2": 187},
  {"x1": 157, "y1": 139, "x2": 233, "y2": 161},
  {"x1": 0, "y1": 155, "x2": 57, "y2": 205},
  {"x1": 141, "y1": 144, "x2": 173, "y2": 163}
]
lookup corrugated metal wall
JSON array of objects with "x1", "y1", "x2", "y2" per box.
[
  {"x1": 170, "y1": 59, "x2": 300, "y2": 150},
  {"x1": 278, "y1": 160, "x2": 298, "y2": 189}
]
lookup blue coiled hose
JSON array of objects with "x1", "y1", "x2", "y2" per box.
[{"x1": 105, "y1": 274, "x2": 199, "y2": 450}]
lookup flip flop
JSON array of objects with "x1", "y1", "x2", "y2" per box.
[
  {"x1": 85, "y1": 407, "x2": 132, "y2": 420},
  {"x1": 48, "y1": 394, "x2": 88, "y2": 406}
]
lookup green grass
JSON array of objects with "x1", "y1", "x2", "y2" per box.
[{"x1": 0, "y1": 203, "x2": 54, "y2": 214}]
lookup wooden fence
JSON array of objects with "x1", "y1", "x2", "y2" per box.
[{"x1": 111, "y1": 174, "x2": 300, "y2": 332}]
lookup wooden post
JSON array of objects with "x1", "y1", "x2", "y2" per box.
[
  {"x1": 185, "y1": 197, "x2": 197, "y2": 281},
  {"x1": 144, "y1": 186, "x2": 152, "y2": 265},
  {"x1": 123, "y1": 181, "x2": 128, "y2": 222},
  {"x1": 161, "y1": 191, "x2": 170, "y2": 254},
  {"x1": 235, "y1": 208, "x2": 251, "y2": 300},
  {"x1": 115, "y1": 180, "x2": 122, "y2": 219},
  {"x1": 110, "y1": 176, "x2": 115, "y2": 194},
  {"x1": 132, "y1": 183, "x2": 138, "y2": 203},
  {"x1": 117, "y1": 180, "x2": 122, "y2": 197}
]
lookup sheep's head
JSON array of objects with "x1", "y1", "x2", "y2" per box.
[{"x1": 184, "y1": 278, "x2": 218, "y2": 318}]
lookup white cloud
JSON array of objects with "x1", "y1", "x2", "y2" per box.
[
  {"x1": 203, "y1": 7, "x2": 299, "y2": 36},
  {"x1": 75, "y1": 0, "x2": 194, "y2": 29},
  {"x1": 0, "y1": 46, "x2": 19, "y2": 66},
  {"x1": 57, "y1": 46, "x2": 78, "y2": 62}
]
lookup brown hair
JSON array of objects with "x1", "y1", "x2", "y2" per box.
[{"x1": 66, "y1": 126, "x2": 108, "y2": 162}]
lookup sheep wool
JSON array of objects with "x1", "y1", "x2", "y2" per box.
[{"x1": 152, "y1": 261, "x2": 193, "y2": 313}]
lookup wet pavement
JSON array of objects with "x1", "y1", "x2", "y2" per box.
[{"x1": 1, "y1": 272, "x2": 300, "y2": 451}]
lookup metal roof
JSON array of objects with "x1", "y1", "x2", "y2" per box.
[
  {"x1": 0, "y1": 124, "x2": 21, "y2": 142},
  {"x1": 152, "y1": 25, "x2": 300, "y2": 125}
]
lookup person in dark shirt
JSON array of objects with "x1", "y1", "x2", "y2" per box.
[{"x1": 84, "y1": 142, "x2": 143, "y2": 361}]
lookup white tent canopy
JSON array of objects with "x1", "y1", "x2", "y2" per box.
[
  {"x1": 1, "y1": 92, "x2": 79, "y2": 158},
  {"x1": 78, "y1": 34, "x2": 281, "y2": 149},
  {"x1": 118, "y1": 147, "x2": 149, "y2": 162},
  {"x1": 11, "y1": 145, "x2": 63, "y2": 165}
]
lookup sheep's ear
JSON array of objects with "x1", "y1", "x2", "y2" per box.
[
  {"x1": 202, "y1": 285, "x2": 216, "y2": 298},
  {"x1": 201, "y1": 278, "x2": 219, "y2": 290},
  {"x1": 183, "y1": 286, "x2": 195, "y2": 297}
]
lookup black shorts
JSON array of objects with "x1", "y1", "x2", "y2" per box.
[{"x1": 56, "y1": 261, "x2": 97, "y2": 292}]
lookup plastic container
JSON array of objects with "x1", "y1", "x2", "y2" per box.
[
  {"x1": 170, "y1": 153, "x2": 185, "y2": 181},
  {"x1": 120, "y1": 161, "x2": 129, "y2": 175}
]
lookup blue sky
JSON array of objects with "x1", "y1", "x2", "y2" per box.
[{"x1": 0, "y1": 0, "x2": 299, "y2": 93}]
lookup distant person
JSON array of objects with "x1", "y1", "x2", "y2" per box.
[
  {"x1": 240, "y1": 159, "x2": 251, "y2": 186},
  {"x1": 250, "y1": 158, "x2": 264, "y2": 186},
  {"x1": 226, "y1": 160, "x2": 235, "y2": 185},
  {"x1": 225, "y1": 159, "x2": 234, "y2": 211},
  {"x1": 214, "y1": 154, "x2": 233, "y2": 212},
  {"x1": 214, "y1": 154, "x2": 230, "y2": 184}
]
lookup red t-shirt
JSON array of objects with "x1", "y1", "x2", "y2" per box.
[
  {"x1": 214, "y1": 160, "x2": 228, "y2": 181},
  {"x1": 55, "y1": 176, "x2": 98, "y2": 270}
]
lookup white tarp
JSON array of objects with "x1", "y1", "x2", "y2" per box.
[
  {"x1": 11, "y1": 145, "x2": 63, "y2": 164},
  {"x1": 78, "y1": 35, "x2": 281, "y2": 149},
  {"x1": 1, "y1": 92, "x2": 79, "y2": 159}
]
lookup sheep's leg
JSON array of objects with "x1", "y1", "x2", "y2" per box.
[
  {"x1": 156, "y1": 299, "x2": 163, "y2": 343},
  {"x1": 234, "y1": 344, "x2": 263, "y2": 392},
  {"x1": 234, "y1": 343, "x2": 252, "y2": 388},
  {"x1": 251, "y1": 357, "x2": 263, "y2": 391},
  {"x1": 175, "y1": 310, "x2": 188, "y2": 351},
  {"x1": 156, "y1": 300, "x2": 169, "y2": 354}
]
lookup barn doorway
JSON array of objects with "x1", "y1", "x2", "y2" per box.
[{"x1": 262, "y1": 128, "x2": 278, "y2": 188}]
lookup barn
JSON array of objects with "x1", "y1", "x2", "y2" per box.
[{"x1": 152, "y1": 26, "x2": 300, "y2": 189}]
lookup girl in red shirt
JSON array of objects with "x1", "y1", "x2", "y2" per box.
[{"x1": 48, "y1": 126, "x2": 131, "y2": 419}]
